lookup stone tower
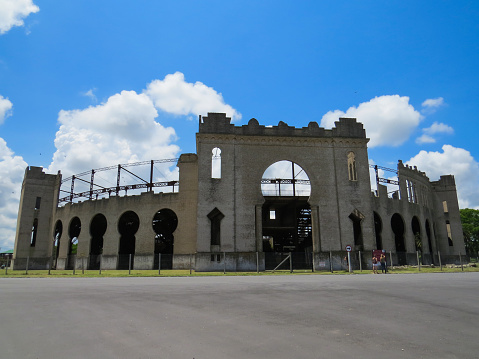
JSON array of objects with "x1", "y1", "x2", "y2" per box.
[{"x1": 12, "y1": 166, "x2": 61, "y2": 269}]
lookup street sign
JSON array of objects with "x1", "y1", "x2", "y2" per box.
[{"x1": 345, "y1": 245, "x2": 352, "y2": 252}]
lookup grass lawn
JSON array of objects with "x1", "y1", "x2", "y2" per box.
[{"x1": 1, "y1": 265, "x2": 478, "y2": 278}]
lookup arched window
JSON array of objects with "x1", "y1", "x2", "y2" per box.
[
  {"x1": 212, "y1": 147, "x2": 221, "y2": 179},
  {"x1": 347, "y1": 152, "x2": 357, "y2": 181},
  {"x1": 208, "y1": 208, "x2": 224, "y2": 247}
]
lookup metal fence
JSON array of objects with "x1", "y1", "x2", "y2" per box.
[{"x1": 7, "y1": 250, "x2": 474, "y2": 274}]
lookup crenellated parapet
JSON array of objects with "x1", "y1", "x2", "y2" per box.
[{"x1": 199, "y1": 113, "x2": 367, "y2": 139}]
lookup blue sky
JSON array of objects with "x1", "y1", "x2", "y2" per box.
[{"x1": 1, "y1": 0, "x2": 478, "y2": 250}]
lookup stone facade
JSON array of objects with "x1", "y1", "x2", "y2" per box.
[{"x1": 12, "y1": 113, "x2": 465, "y2": 270}]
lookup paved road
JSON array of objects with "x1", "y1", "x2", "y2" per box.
[{"x1": 1, "y1": 273, "x2": 479, "y2": 359}]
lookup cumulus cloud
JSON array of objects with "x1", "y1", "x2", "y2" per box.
[
  {"x1": 48, "y1": 90, "x2": 180, "y2": 178},
  {"x1": 422, "y1": 97, "x2": 444, "y2": 109},
  {"x1": 320, "y1": 95, "x2": 422, "y2": 148},
  {"x1": 423, "y1": 122, "x2": 454, "y2": 135},
  {"x1": 407, "y1": 145, "x2": 479, "y2": 209},
  {"x1": 416, "y1": 122, "x2": 454, "y2": 144},
  {"x1": 415, "y1": 134, "x2": 436, "y2": 144},
  {"x1": 144, "y1": 72, "x2": 242, "y2": 121},
  {"x1": 0, "y1": 138, "x2": 28, "y2": 250},
  {"x1": 0, "y1": 95, "x2": 13, "y2": 125},
  {"x1": 0, "y1": 0, "x2": 39, "y2": 34}
]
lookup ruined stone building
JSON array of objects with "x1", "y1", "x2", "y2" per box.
[{"x1": 12, "y1": 113, "x2": 465, "y2": 270}]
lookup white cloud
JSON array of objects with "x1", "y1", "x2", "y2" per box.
[
  {"x1": 3, "y1": 73, "x2": 240, "y2": 248},
  {"x1": 320, "y1": 95, "x2": 422, "y2": 148},
  {"x1": 48, "y1": 90, "x2": 180, "y2": 177},
  {"x1": 423, "y1": 122, "x2": 454, "y2": 135},
  {"x1": 144, "y1": 72, "x2": 242, "y2": 121},
  {"x1": 421, "y1": 97, "x2": 445, "y2": 115},
  {"x1": 0, "y1": 95, "x2": 13, "y2": 125},
  {"x1": 415, "y1": 122, "x2": 453, "y2": 144},
  {"x1": 0, "y1": 0, "x2": 39, "y2": 34},
  {"x1": 407, "y1": 145, "x2": 479, "y2": 209},
  {"x1": 422, "y1": 97, "x2": 444, "y2": 109},
  {"x1": 415, "y1": 134, "x2": 436, "y2": 144},
  {"x1": 82, "y1": 88, "x2": 97, "y2": 103},
  {"x1": 0, "y1": 137, "x2": 28, "y2": 250}
]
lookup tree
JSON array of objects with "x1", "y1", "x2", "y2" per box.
[{"x1": 460, "y1": 209, "x2": 479, "y2": 256}]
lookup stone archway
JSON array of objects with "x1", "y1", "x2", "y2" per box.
[
  {"x1": 89, "y1": 213, "x2": 107, "y2": 269},
  {"x1": 67, "y1": 217, "x2": 81, "y2": 270},
  {"x1": 152, "y1": 208, "x2": 178, "y2": 269},
  {"x1": 118, "y1": 211, "x2": 139, "y2": 269}
]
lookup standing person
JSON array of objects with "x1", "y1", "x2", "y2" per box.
[
  {"x1": 380, "y1": 253, "x2": 387, "y2": 273},
  {"x1": 372, "y1": 256, "x2": 378, "y2": 274}
]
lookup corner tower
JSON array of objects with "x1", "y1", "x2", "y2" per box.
[{"x1": 13, "y1": 166, "x2": 61, "y2": 269}]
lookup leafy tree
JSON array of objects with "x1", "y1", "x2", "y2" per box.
[{"x1": 460, "y1": 209, "x2": 479, "y2": 256}]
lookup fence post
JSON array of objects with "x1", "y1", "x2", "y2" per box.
[
  {"x1": 159, "y1": 253, "x2": 161, "y2": 275},
  {"x1": 359, "y1": 251, "x2": 362, "y2": 272},
  {"x1": 389, "y1": 251, "x2": 393, "y2": 271},
  {"x1": 128, "y1": 254, "x2": 131, "y2": 275},
  {"x1": 223, "y1": 252, "x2": 226, "y2": 274},
  {"x1": 417, "y1": 251, "x2": 420, "y2": 271},
  {"x1": 347, "y1": 251, "x2": 351, "y2": 273},
  {"x1": 48, "y1": 256, "x2": 52, "y2": 275},
  {"x1": 330, "y1": 251, "x2": 333, "y2": 273},
  {"x1": 438, "y1": 251, "x2": 442, "y2": 271},
  {"x1": 189, "y1": 253, "x2": 192, "y2": 275},
  {"x1": 289, "y1": 254, "x2": 293, "y2": 273},
  {"x1": 459, "y1": 252, "x2": 463, "y2": 271},
  {"x1": 26, "y1": 256, "x2": 29, "y2": 275},
  {"x1": 256, "y1": 252, "x2": 259, "y2": 273},
  {"x1": 82, "y1": 257, "x2": 85, "y2": 275},
  {"x1": 99, "y1": 254, "x2": 102, "y2": 275}
]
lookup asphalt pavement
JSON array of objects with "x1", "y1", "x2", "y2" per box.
[{"x1": 1, "y1": 273, "x2": 478, "y2": 359}]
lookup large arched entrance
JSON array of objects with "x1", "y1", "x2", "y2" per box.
[
  {"x1": 67, "y1": 217, "x2": 81, "y2": 270},
  {"x1": 118, "y1": 211, "x2": 139, "y2": 269},
  {"x1": 152, "y1": 208, "x2": 178, "y2": 269},
  {"x1": 89, "y1": 213, "x2": 107, "y2": 269},
  {"x1": 391, "y1": 213, "x2": 406, "y2": 265},
  {"x1": 261, "y1": 161, "x2": 312, "y2": 269}
]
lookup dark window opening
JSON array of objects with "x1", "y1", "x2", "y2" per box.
[
  {"x1": 30, "y1": 218, "x2": 38, "y2": 247},
  {"x1": 374, "y1": 212, "x2": 382, "y2": 250},
  {"x1": 208, "y1": 208, "x2": 224, "y2": 246},
  {"x1": 412, "y1": 216, "x2": 421, "y2": 252},
  {"x1": 391, "y1": 213, "x2": 406, "y2": 265},
  {"x1": 35, "y1": 197, "x2": 41, "y2": 210},
  {"x1": 425, "y1": 220, "x2": 434, "y2": 264},
  {"x1": 52, "y1": 220, "x2": 63, "y2": 268},
  {"x1": 349, "y1": 213, "x2": 363, "y2": 247},
  {"x1": 446, "y1": 221, "x2": 453, "y2": 246}
]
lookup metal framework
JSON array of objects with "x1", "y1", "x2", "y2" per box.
[
  {"x1": 59, "y1": 159, "x2": 397, "y2": 204},
  {"x1": 370, "y1": 164, "x2": 399, "y2": 189},
  {"x1": 59, "y1": 159, "x2": 178, "y2": 204}
]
